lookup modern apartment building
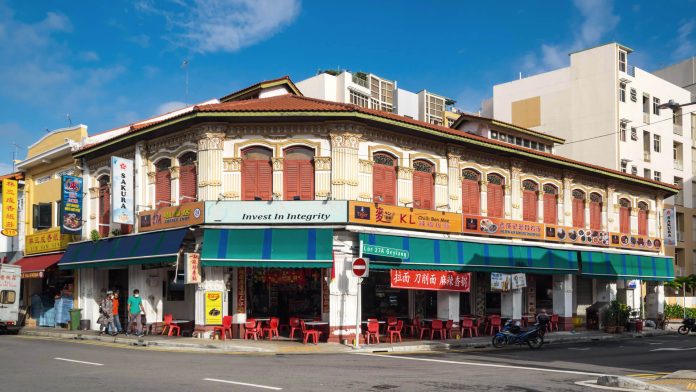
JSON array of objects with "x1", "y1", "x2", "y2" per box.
[
  {"x1": 488, "y1": 43, "x2": 694, "y2": 277},
  {"x1": 296, "y1": 70, "x2": 453, "y2": 126},
  {"x1": 655, "y1": 56, "x2": 696, "y2": 101}
]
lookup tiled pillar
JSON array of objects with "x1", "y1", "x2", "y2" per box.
[
  {"x1": 222, "y1": 158, "x2": 241, "y2": 200},
  {"x1": 552, "y1": 274, "x2": 574, "y2": 331},
  {"x1": 197, "y1": 132, "x2": 225, "y2": 201},
  {"x1": 480, "y1": 178, "x2": 489, "y2": 217},
  {"x1": 315, "y1": 157, "x2": 332, "y2": 200},
  {"x1": 502, "y1": 288, "x2": 523, "y2": 321},
  {"x1": 195, "y1": 267, "x2": 227, "y2": 328},
  {"x1": 358, "y1": 159, "x2": 373, "y2": 202},
  {"x1": 435, "y1": 173, "x2": 448, "y2": 210},
  {"x1": 330, "y1": 133, "x2": 361, "y2": 201},
  {"x1": 272, "y1": 157, "x2": 283, "y2": 200},
  {"x1": 510, "y1": 162, "x2": 522, "y2": 220},
  {"x1": 562, "y1": 176, "x2": 573, "y2": 226},
  {"x1": 607, "y1": 186, "x2": 616, "y2": 232},
  {"x1": 447, "y1": 154, "x2": 460, "y2": 213}
]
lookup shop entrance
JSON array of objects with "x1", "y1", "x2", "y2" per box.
[
  {"x1": 108, "y1": 269, "x2": 128, "y2": 324},
  {"x1": 362, "y1": 270, "x2": 409, "y2": 319},
  {"x1": 246, "y1": 268, "x2": 323, "y2": 320},
  {"x1": 535, "y1": 275, "x2": 553, "y2": 311}
]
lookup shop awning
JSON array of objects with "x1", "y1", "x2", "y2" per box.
[
  {"x1": 201, "y1": 228, "x2": 333, "y2": 268},
  {"x1": 579, "y1": 251, "x2": 674, "y2": 281},
  {"x1": 58, "y1": 229, "x2": 188, "y2": 270},
  {"x1": 360, "y1": 233, "x2": 578, "y2": 274},
  {"x1": 15, "y1": 253, "x2": 63, "y2": 278}
]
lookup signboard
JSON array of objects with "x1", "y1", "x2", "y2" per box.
[
  {"x1": 21, "y1": 271, "x2": 44, "y2": 279},
  {"x1": 349, "y1": 201, "x2": 462, "y2": 233},
  {"x1": 205, "y1": 200, "x2": 347, "y2": 224},
  {"x1": 111, "y1": 156, "x2": 134, "y2": 225},
  {"x1": 2, "y1": 179, "x2": 18, "y2": 237},
  {"x1": 25, "y1": 228, "x2": 72, "y2": 255},
  {"x1": 390, "y1": 269, "x2": 470, "y2": 292},
  {"x1": 463, "y1": 215, "x2": 543, "y2": 240},
  {"x1": 663, "y1": 207, "x2": 676, "y2": 246},
  {"x1": 139, "y1": 202, "x2": 204, "y2": 232},
  {"x1": 510, "y1": 273, "x2": 527, "y2": 289},
  {"x1": 60, "y1": 175, "x2": 83, "y2": 235},
  {"x1": 362, "y1": 244, "x2": 409, "y2": 259},
  {"x1": 352, "y1": 257, "x2": 369, "y2": 278},
  {"x1": 204, "y1": 291, "x2": 223, "y2": 325},
  {"x1": 183, "y1": 253, "x2": 201, "y2": 284},
  {"x1": 236, "y1": 268, "x2": 246, "y2": 314},
  {"x1": 491, "y1": 272, "x2": 510, "y2": 291}
]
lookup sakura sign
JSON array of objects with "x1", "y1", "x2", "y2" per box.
[{"x1": 390, "y1": 269, "x2": 470, "y2": 292}]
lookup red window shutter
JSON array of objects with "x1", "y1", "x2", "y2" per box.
[
  {"x1": 462, "y1": 180, "x2": 480, "y2": 215},
  {"x1": 242, "y1": 160, "x2": 256, "y2": 201},
  {"x1": 572, "y1": 199, "x2": 585, "y2": 227},
  {"x1": 620, "y1": 207, "x2": 630, "y2": 234},
  {"x1": 523, "y1": 190, "x2": 537, "y2": 222},
  {"x1": 156, "y1": 169, "x2": 171, "y2": 207},
  {"x1": 179, "y1": 164, "x2": 197, "y2": 202},
  {"x1": 638, "y1": 210, "x2": 648, "y2": 235},
  {"x1": 242, "y1": 160, "x2": 272, "y2": 201},
  {"x1": 543, "y1": 193, "x2": 556, "y2": 224},
  {"x1": 284, "y1": 160, "x2": 300, "y2": 200},
  {"x1": 257, "y1": 160, "x2": 273, "y2": 200},
  {"x1": 384, "y1": 167, "x2": 396, "y2": 205},
  {"x1": 413, "y1": 172, "x2": 433, "y2": 209},
  {"x1": 590, "y1": 202, "x2": 601, "y2": 230},
  {"x1": 299, "y1": 161, "x2": 314, "y2": 200},
  {"x1": 373, "y1": 165, "x2": 384, "y2": 202},
  {"x1": 487, "y1": 184, "x2": 503, "y2": 218}
]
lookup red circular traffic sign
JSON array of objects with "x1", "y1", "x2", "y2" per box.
[{"x1": 352, "y1": 258, "x2": 367, "y2": 277}]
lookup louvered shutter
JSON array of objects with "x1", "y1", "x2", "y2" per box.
[
  {"x1": 242, "y1": 160, "x2": 256, "y2": 201},
  {"x1": 156, "y1": 169, "x2": 171, "y2": 207},
  {"x1": 462, "y1": 180, "x2": 480, "y2": 215},
  {"x1": 373, "y1": 165, "x2": 384, "y2": 203},
  {"x1": 620, "y1": 207, "x2": 630, "y2": 234},
  {"x1": 384, "y1": 167, "x2": 397, "y2": 205},
  {"x1": 284, "y1": 160, "x2": 300, "y2": 200},
  {"x1": 638, "y1": 210, "x2": 648, "y2": 235},
  {"x1": 590, "y1": 202, "x2": 601, "y2": 230},
  {"x1": 572, "y1": 198, "x2": 584, "y2": 227},
  {"x1": 422, "y1": 173, "x2": 434, "y2": 209},
  {"x1": 257, "y1": 160, "x2": 273, "y2": 200},
  {"x1": 523, "y1": 190, "x2": 537, "y2": 222},
  {"x1": 543, "y1": 193, "x2": 557, "y2": 224},
  {"x1": 488, "y1": 184, "x2": 503, "y2": 218},
  {"x1": 299, "y1": 161, "x2": 314, "y2": 200},
  {"x1": 179, "y1": 163, "x2": 197, "y2": 202},
  {"x1": 413, "y1": 172, "x2": 424, "y2": 208}
]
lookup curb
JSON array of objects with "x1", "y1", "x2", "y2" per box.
[{"x1": 597, "y1": 376, "x2": 673, "y2": 391}]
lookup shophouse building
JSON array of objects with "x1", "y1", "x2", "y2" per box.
[{"x1": 58, "y1": 77, "x2": 676, "y2": 342}]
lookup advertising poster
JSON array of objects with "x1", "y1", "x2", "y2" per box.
[
  {"x1": 663, "y1": 207, "x2": 676, "y2": 246},
  {"x1": 390, "y1": 269, "x2": 470, "y2": 292},
  {"x1": 60, "y1": 175, "x2": 83, "y2": 235},
  {"x1": 205, "y1": 291, "x2": 223, "y2": 325},
  {"x1": 511, "y1": 273, "x2": 527, "y2": 289},
  {"x1": 490, "y1": 272, "x2": 510, "y2": 291},
  {"x1": 184, "y1": 253, "x2": 201, "y2": 284},
  {"x1": 139, "y1": 202, "x2": 204, "y2": 232},
  {"x1": 1, "y1": 179, "x2": 18, "y2": 237},
  {"x1": 111, "y1": 156, "x2": 134, "y2": 225},
  {"x1": 349, "y1": 201, "x2": 462, "y2": 233}
]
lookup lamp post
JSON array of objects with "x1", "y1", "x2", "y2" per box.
[{"x1": 656, "y1": 99, "x2": 696, "y2": 111}]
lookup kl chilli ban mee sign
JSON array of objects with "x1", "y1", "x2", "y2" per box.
[{"x1": 390, "y1": 270, "x2": 470, "y2": 292}]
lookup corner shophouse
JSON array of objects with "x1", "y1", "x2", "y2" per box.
[{"x1": 59, "y1": 78, "x2": 677, "y2": 342}]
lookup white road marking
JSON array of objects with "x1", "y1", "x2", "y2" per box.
[
  {"x1": 648, "y1": 342, "x2": 663, "y2": 345},
  {"x1": 53, "y1": 357, "x2": 104, "y2": 366},
  {"x1": 203, "y1": 378, "x2": 282, "y2": 390},
  {"x1": 574, "y1": 380, "x2": 637, "y2": 391},
  {"x1": 568, "y1": 348, "x2": 591, "y2": 351},
  {"x1": 650, "y1": 347, "x2": 696, "y2": 352},
  {"x1": 356, "y1": 353, "x2": 608, "y2": 377}
]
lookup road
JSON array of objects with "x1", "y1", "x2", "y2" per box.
[{"x1": 0, "y1": 334, "x2": 693, "y2": 391}]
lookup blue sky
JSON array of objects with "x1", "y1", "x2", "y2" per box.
[{"x1": 0, "y1": 0, "x2": 694, "y2": 173}]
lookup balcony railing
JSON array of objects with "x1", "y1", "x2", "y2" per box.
[
  {"x1": 351, "y1": 75, "x2": 369, "y2": 89},
  {"x1": 675, "y1": 160, "x2": 684, "y2": 170},
  {"x1": 627, "y1": 65, "x2": 636, "y2": 77}
]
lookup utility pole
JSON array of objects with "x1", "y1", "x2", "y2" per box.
[
  {"x1": 10, "y1": 142, "x2": 23, "y2": 172},
  {"x1": 182, "y1": 59, "x2": 189, "y2": 103}
]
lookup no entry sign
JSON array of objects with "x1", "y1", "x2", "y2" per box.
[{"x1": 352, "y1": 258, "x2": 369, "y2": 278}]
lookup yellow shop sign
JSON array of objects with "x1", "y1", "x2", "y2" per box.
[{"x1": 25, "y1": 229, "x2": 73, "y2": 255}]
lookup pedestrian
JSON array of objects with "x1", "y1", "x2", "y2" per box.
[
  {"x1": 98, "y1": 291, "x2": 116, "y2": 336},
  {"x1": 536, "y1": 308, "x2": 550, "y2": 328},
  {"x1": 112, "y1": 289, "x2": 122, "y2": 334},
  {"x1": 127, "y1": 289, "x2": 145, "y2": 337}
]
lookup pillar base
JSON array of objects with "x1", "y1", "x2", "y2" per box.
[
  {"x1": 559, "y1": 317, "x2": 573, "y2": 331},
  {"x1": 326, "y1": 325, "x2": 360, "y2": 344}
]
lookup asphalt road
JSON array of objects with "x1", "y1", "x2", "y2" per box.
[{"x1": 0, "y1": 334, "x2": 694, "y2": 391}]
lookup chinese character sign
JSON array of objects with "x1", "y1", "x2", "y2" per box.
[
  {"x1": 390, "y1": 269, "x2": 470, "y2": 292},
  {"x1": 60, "y1": 175, "x2": 83, "y2": 235},
  {"x1": 111, "y1": 157, "x2": 134, "y2": 225},
  {"x1": 184, "y1": 253, "x2": 201, "y2": 284},
  {"x1": 663, "y1": 207, "x2": 676, "y2": 246},
  {"x1": 2, "y1": 179, "x2": 18, "y2": 237},
  {"x1": 349, "y1": 201, "x2": 462, "y2": 234}
]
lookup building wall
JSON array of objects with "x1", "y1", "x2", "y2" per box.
[{"x1": 395, "y1": 88, "x2": 419, "y2": 119}]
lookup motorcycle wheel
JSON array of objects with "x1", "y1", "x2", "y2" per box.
[
  {"x1": 678, "y1": 326, "x2": 690, "y2": 335},
  {"x1": 492, "y1": 335, "x2": 506, "y2": 348},
  {"x1": 527, "y1": 336, "x2": 544, "y2": 349}
]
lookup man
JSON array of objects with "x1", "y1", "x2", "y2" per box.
[
  {"x1": 112, "y1": 289, "x2": 122, "y2": 334},
  {"x1": 127, "y1": 289, "x2": 145, "y2": 337}
]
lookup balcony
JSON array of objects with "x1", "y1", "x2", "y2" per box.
[
  {"x1": 674, "y1": 123, "x2": 683, "y2": 136},
  {"x1": 351, "y1": 75, "x2": 369, "y2": 89},
  {"x1": 643, "y1": 151, "x2": 651, "y2": 162},
  {"x1": 643, "y1": 112, "x2": 650, "y2": 124},
  {"x1": 675, "y1": 160, "x2": 684, "y2": 171},
  {"x1": 627, "y1": 65, "x2": 636, "y2": 77}
]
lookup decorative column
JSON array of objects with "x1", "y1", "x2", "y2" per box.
[
  {"x1": 397, "y1": 167, "x2": 413, "y2": 207},
  {"x1": 88, "y1": 185, "x2": 99, "y2": 234},
  {"x1": 510, "y1": 161, "x2": 523, "y2": 220},
  {"x1": 537, "y1": 192, "x2": 544, "y2": 223},
  {"x1": 330, "y1": 133, "x2": 361, "y2": 201},
  {"x1": 435, "y1": 173, "x2": 448, "y2": 210},
  {"x1": 480, "y1": 177, "x2": 489, "y2": 217},
  {"x1": 134, "y1": 141, "x2": 147, "y2": 214},
  {"x1": 169, "y1": 165, "x2": 180, "y2": 205},
  {"x1": 606, "y1": 186, "x2": 615, "y2": 232},
  {"x1": 272, "y1": 157, "x2": 283, "y2": 200},
  {"x1": 197, "y1": 131, "x2": 225, "y2": 201},
  {"x1": 358, "y1": 159, "x2": 373, "y2": 201},
  {"x1": 222, "y1": 158, "x2": 241, "y2": 200},
  {"x1": 562, "y1": 175, "x2": 573, "y2": 226},
  {"x1": 630, "y1": 206, "x2": 639, "y2": 235},
  {"x1": 552, "y1": 274, "x2": 574, "y2": 331},
  {"x1": 195, "y1": 267, "x2": 228, "y2": 329},
  {"x1": 314, "y1": 157, "x2": 332, "y2": 200},
  {"x1": 447, "y1": 154, "x2": 460, "y2": 213}
]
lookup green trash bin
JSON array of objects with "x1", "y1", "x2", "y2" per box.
[{"x1": 69, "y1": 308, "x2": 82, "y2": 330}]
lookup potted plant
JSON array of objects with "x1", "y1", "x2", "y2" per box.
[
  {"x1": 615, "y1": 302, "x2": 631, "y2": 333},
  {"x1": 602, "y1": 306, "x2": 617, "y2": 333}
]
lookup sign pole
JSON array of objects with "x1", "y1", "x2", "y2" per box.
[{"x1": 355, "y1": 240, "x2": 363, "y2": 349}]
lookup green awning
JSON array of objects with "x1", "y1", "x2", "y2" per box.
[
  {"x1": 360, "y1": 233, "x2": 578, "y2": 274},
  {"x1": 201, "y1": 228, "x2": 333, "y2": 268},
  {"x1": 579, "y1": 251, "x2": 674, "y2": 281}
]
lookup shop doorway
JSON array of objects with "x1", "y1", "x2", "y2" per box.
[
  {"x1": 415, "y1": 290, "x2": 437, "y2": 319},
  {"x1": 108, "y1": 269, "x2": 128, "y2": 321},
  {"x1": 246, "y1": 268, "x2": 323, "y2": 320},
  {"x1": 459, "y1": 293, "x2": 471, "y2": 316},
  {"x1": 485, "y1": 292, "x2": 501, "y2": 315},
  {"x1": 362, "y1": 270, "x2": 409, "y2": 319},
  {"x1": 536, "y1": 275, "x2": 553, "y2": 311}
]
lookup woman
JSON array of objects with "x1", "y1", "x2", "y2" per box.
[{"x1": 97, "y1": 291, "x2": 116, "y2": 336}]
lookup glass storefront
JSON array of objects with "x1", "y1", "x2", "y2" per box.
[{"x1": 245, "y1": 268, "x2": 323, "y2": 319}]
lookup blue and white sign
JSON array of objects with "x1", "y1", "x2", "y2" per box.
[
  {"x1": 205, "y1": 200, "x2": 347, "y2": 224},
  {"x1": 60, "y1": 175, "x2": 83, "y2": 235},
  {"x1": 111, "y1": 156, "x2": 134, "y2": 225}
]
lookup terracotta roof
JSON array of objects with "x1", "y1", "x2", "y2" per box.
[
  {"x1": 76, "y1": 93, "x2": 678, "y2": 193},
  {"x1": 219, "y1": 76, "x2": 303, "y2": 102},
  {"x1": 0, "y1": 172, "x2": 24, "y2": 181},
  {"x1": 451, "y1": 112, "x2": 566, "y2": 144}
]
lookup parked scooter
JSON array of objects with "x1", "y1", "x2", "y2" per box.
[
  {"x1": 492, "y1": 320, "x2": 545, "y2": 349},
  {"x1": 677, "y1": 318, "x2": 696, "y2": 335}
]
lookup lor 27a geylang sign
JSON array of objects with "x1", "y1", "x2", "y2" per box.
[
  {"x1": 60, "y1": 176, "x2": 83, "y2": 235},
  {"x1": 111, "y1": 157, "x2": 134, "y2": 225}
]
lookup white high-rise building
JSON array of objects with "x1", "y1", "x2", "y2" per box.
[{"x1": 489, "y1": 43, "x2": 694, "y2": 276}]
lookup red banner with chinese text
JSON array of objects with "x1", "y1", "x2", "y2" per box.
[{"x1": 390, "y1": 269, "x2": 470, "y2": 292}]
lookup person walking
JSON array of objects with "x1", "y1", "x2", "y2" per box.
[
  {"x1": 127, "y1": 289, "x2": 145, "y2": 337},
  {"x1": 98, "y1": 291, "x2": 116, "y2": 336},
  {"x1": 112, "y1": 289, "x2": 122, "y2": 334}
]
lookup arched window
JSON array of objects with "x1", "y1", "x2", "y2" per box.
[
  {"x1": 589, "y1": 192, "x2": 603, "y2": 231},
  {"x1": 572, "y1": 189, "x2": 586, "y2": 227},
  {"x1": 178, "y1": 152, "x2": 197, "y2": 203},
  {"x1": 522, "y1": 180, "x2": 538, "y2": 222},
  {"x1": 284, "y1": 146, "x2": 314, "y2": 201},
  {"x1": 98, "y1": 176, "x2": 110, "y2": 237},
  {"x1": 242, "y1": 147, "x2": 273, "y2": 201},
  {"x1": 413, "y1": 160, "x2": 434, "y2": 209},
  {"x1": 638, "y1": 201, "x2": 649, "y2": 236},
  {"x1": 542, "y1": 184, "x2": 558, "y2": 225},
  {"x1": 619, "y1": 198, "x2": 631, "y2": 234},
  {"x1": 373, "y1": 152, "x2": 397, "y2": 205},
  {"x1": 461, "y1": 169, "x2": 480, "y2": 215},
  {"x1": 487, "y1": 173, "x2": 505, "y2": 218},
  {"x1": 155, "y1": 159, "x2": 171, "y2": 208}
]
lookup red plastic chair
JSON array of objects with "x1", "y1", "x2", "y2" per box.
[
  {"x1": 263, "y1": 317, "x2": 280, "y2": 340},
  {"x1": 244, "y1": 318, "x2": 261, "y2": 340},
  {"x1": 404, "y1": 317, "x2": 419, "y2": 337},
  {"x1": 364, "y1": 320, "x2": 380, "y2": 344},
  {"x1": 430, "y1": 319, "x2": 446, "y2": 340},
  {"x1": 389, "y1": 320, "x2": 403, "y2": 343},
  {"x1": 550, "y1": 314, "x2": 560, "y2": 332},
  {"x1": 386, "y1": 317, "x2": 399, "y2": 333},
  {"x1": 288, "y1": 317, "x2": 301, "y2": 339},
  {"x1": 486, "y1": 316, "x2": 502, "y2": 336},
  {"x1": 213, "y1": 316, "x2": 233, "y2": 340},
  {"x1": 444, "y1": 320, "x2": 454, "y2": 339},
  {"x1": 419, "y1": 319, "x2": 432, "y2": 340},
  {"x1": 301, "y1": 320, "x2": 321, "y2": 345},
  {"x1": 460, "y1": 318, "x2": 477, "y2": 338},
  {"x1": 161, "y1": 314, "x2": 180, "y2": 337}
]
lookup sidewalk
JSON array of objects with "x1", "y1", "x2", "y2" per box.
[{"x1": 17, "y1": 327, "x2": 673, "y2": 355}]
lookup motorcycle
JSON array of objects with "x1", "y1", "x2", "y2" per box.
[
  {"x1": 677, "y1": 318, "x2": 696, "y2": 335},
  {"x1": 492, "y1": 320, "x2": 545, "y2": 349}
]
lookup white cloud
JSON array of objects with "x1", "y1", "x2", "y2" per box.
[
  {"x1": 673, "y1": 19, "x2": 695, "y2": 61},
  {"x1": 155, "y1": 101, "x2": 188, "y2": 115},
  {"x1": 79, "y1": 51, "x2": 100, "y2": 62},
  {"x1": 136, "y1": 0, "x2": 301, "y2": 54}
]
